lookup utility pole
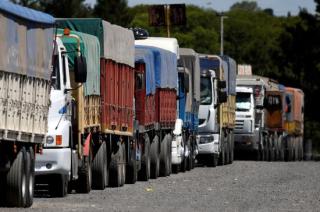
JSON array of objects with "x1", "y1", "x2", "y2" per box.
[{"x1": 220, "y1": 14, "x2": 228, "y2": 56}]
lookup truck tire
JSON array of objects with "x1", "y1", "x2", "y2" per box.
[
  {"x1": 218, "y1": 141, "x2": 225, "y2": 166},
  {"x1": 25, "y1": 147, "x2": 35, "y2": 207},
  {"x1": 229, "y1": 133, "x2": 234, "y2": 164},
  {"x1": 6, "y1": 147, "x2": 27, "y2": 207},
  {"x1": 150, "y1": 136, "x2": 160, "y2": 179},
  {"x1": 76, "y1": 149, "x2": 92, "y2": 193},
  {"x1": 138, "y1": 136, "x2": 150, "y2": 181},
  {"x1": 120, "y1": 142, "x2": 126, "y2": 186},
  {"x1": 92, "y1": 142, "x2": 108, "y2": 189},
  {"x1": 224, "y1": 136, "x2": 230, "y2": 165},
  {"x1": 0, "y1": 172, "x2": 6, "y2": 206},
  {"x1": 159, "y1": 135, "x2": 169, "y2": 176},
  {"x1": 172, "y1": 164, "x2": 180, "y2": 173},
  {"x1": 109, "y1": 142, "x2": 123, "y2": 187},
  {"x1": 50, "y1": 174, "x2": 68, "y2": 197},
  {"x1": 126, "y1": 139, "x2": 137, "y2": 184},
  {"x1": 207, "y1": 154, "x2": 218, "y2": 167},
  {"x1": 180, "y1": 137, "x2": 187, "y2": 172},
  {"x1": 269, "y1": 137, "x2": 275, "y2": 161},
  {"x1": 298, "y1": 138, "x2": 303, "y2": 161},
  {"x1": 167, "y1": 134, "x2": 172, "y2": 175},
  {"x1": 186, "y1": 138, "x2": 192, "y2": 171},
  {"x1": 279, "y1": 136, "x2": 285, "y2": 161},
  {"x1": 286, "y1": 138, "x2": 293, "y2": 161}
]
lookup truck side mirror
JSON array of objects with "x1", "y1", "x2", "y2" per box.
[
  {"x1": 218, "y1": 80, "x2": 226, "y2": 89},
  {"x1": 184, "y1": 73, "x2": 189, "y2": 93},
  {"x1": 74, "y1": 55, "x2": 87, "y2": 83},
  {"x1": 218, "y1": 91, "x2": 227, "y2": 103}
]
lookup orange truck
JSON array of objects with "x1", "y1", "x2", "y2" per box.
[{"x1": 235, "y1": 74, "x2": 304, "y2": 161}]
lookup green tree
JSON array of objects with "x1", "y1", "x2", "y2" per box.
[
  {"x1": 40, "y1": 0, "x2": 92, "y2": 18},
  {"x1": 94, "y1": 0, "x2": 132, "y2": 26},
  {"x1": 10, "y1": 0, "x2": 41, "y2": 10},
  {"x1": 11, "y1": 0, "x2": 92, "y2": 17},
  {"x1": 230, "y1": 1, "x2": 260, "y2": 11}
]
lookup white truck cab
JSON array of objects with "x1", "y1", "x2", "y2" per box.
[
  {"x1": 234, "y1": 86, "x2": 258, "y2": 151},
  {"x1": 197, "y1": 70, "x2": 220, "y2": 162},
  {"x1": 35, "y1": 35, "x2": 87, "y2": 197}
]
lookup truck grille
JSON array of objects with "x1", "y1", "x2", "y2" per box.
[{"x1": 235, "y1": 120, "x2": 244, "y2": 131}]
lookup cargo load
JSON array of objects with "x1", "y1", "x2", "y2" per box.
[
  {"x1": 0, "y1": 1, "x2": 54, "y2": 207},
  {"x1": 179, "y1": 48, "x2": 200, "y2": 130}
]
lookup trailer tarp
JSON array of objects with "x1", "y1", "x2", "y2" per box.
[
  {"x1": 56, "y1": 18, "x2": 135, "y2": 67},
  {"x1": 135, "y1": 47, "x2": 156, "y2": 95},
  {"x1": 0, "y1": 1, "x2": 54, "y2": 80},
  {"x1": 222, "y1": 55, "x2": 237, "y2": 96},
  {"x1": 136, "y1": 45, "x2": 177, "y2": 89},
  {"x1": 179, "y1": 48, "x2": 200, "y2": 102},
  {"x1": 57, "y1": 29, "x2": 100, "y2": 96}
]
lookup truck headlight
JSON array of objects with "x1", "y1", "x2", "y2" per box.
[{"x1": 46, "y1": 136, "x2": 54, "y2": 144}]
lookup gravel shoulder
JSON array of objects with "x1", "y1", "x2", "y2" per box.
[{"x1": 2, "y1": 161, "x2": 320, "y2": 212}]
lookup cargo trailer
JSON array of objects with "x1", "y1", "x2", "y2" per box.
[{"x1": 0, "y1": 1, "x2": 54, "y2": 207}]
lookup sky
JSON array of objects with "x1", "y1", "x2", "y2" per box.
[{"x1": 85, "y1": 0, "x2": 316, "y2": 16}]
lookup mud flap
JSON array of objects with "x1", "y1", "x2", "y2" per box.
[{"x1": 83, "y1": 133, "x2": 91, "y2": 157}]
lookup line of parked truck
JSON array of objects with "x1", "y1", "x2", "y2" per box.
[{"x1": 0, "y1": 2, "x2": 304, "y2": 208}]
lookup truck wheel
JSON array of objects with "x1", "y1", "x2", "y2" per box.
[
  {"x1": 229, "y1": 133, "x2": 234, "y2": 164},
  {"x1": 50, "y1": 175, "x2": 68, "y2": 197},
  {"x1": 120, "y1": 142, "x2": 126, "y2": 186},
  {"x1": 298, "y1": 138, "x2": 303, "y2": 161},
  {"x1": 138, "y1": 136, "x2": 150, "y2": 181},
  {"x1": 92, "y1": 142, "x2": 107, "y2": 189},
  {"x1": 180, "y1": 138, "x2": 187, "y2": 172},
  {"x1": 126, "y1": 139, "x2": 137, "y2": 184},
  {"x1": 159, "y1": 135, "x2": 169, "y2": 176},
  {"x1": 167, "y1": 134, "x2": 172, "y2": 175},
  {"x1": 109, "y1": 142, "x2": 122, "y2": 187},
  {"x1": 25, "y1": 147, "x2": 35, "y2": 207},
  {"x1": 6, "y1": 147, "x2": 27, "y2": 207},
  {"x1": 76, "y1": 149, "x2": 92, "y2": 193},
  {"x1": 218, "y1": 142, "x2": 225, "y2": 166},
  {"x1": 150, "y1": 136, "x2": 160, "y2": 179},
  {"x1": 279, "y1": 136, "x2": 285, "y2": 161},
  {"x1": 224, "y1": 136, "x2": 230, "y2": 165},
  {"x1": 207, "y1": 154, "x2": 217, "y2": 167},
  {"x1": 269, "y1": 137, "x2": 275, "y2": 162},
  {"x1": 186, "y1": 138, "x2": 192, "y2": 171},
  {"x1": 172, "y1": 164, "x2": 180, "y2": 173}
]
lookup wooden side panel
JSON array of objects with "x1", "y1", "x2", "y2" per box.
[{"x1": 0, "y1": 71, "x2": 50, "y2": 143}]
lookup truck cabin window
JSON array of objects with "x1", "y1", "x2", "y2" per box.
[
  {"x1": 200, "y1": 77, "x2": 212, "y2": 105},
  {"x1": 135, "y1": 73, "x2": 144, "y2": 90},
  {"x1": 51, "y1": 55, "x2": 61, "y2": 90},
  {"x1": 236, "y1": 92, "x2": 251, "y2": 112}
]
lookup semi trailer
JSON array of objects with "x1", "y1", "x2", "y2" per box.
[
  {"x1": 171, "y1": 48, "x2": 200, "y2": 172},
  {"x1": 0, "y1": 2, "x2": 54, "y2": 207}
]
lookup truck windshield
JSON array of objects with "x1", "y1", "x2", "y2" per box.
[
  {"x1": 236, "y1": 92, "x2": 251, "y2": 111},
  {"x1": 200, "y1": 77, "x2": 212, "y2": 105},
  {"x1": 51, "y1": 55, "x2": 61, "y2": 90}
]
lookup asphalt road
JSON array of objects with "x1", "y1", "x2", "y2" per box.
[{"x1": 2, "y1": 161, "x2": 320, "y2": 212}]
